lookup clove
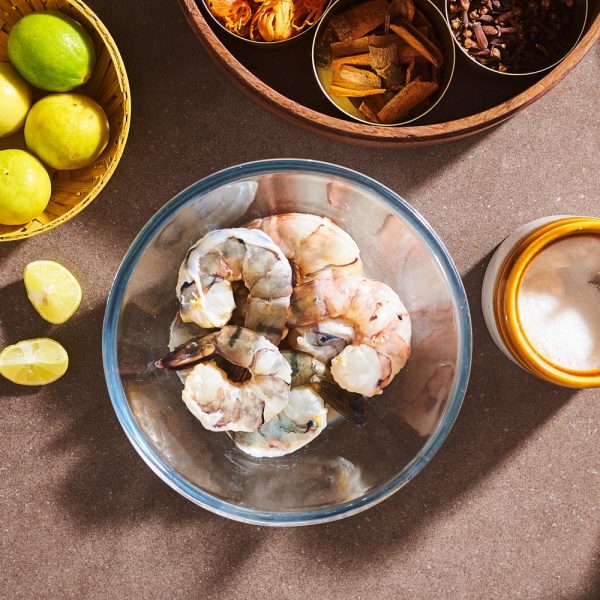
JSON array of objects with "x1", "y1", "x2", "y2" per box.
[{"x1": 448, "y1": 0, "x2": 575, "y2": 73}]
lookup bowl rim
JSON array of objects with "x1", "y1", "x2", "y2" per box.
[{"x1": 102, "y1": 158, "x2": 472, "y2": 526}]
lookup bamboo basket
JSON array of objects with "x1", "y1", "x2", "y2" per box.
[{"x1": 0, "y1": 0, "x2": 130, "y2": 241}]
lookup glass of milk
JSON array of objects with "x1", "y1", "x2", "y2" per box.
[{"x1": 482, "y1": 216, "x2": 600, "y2": 388}]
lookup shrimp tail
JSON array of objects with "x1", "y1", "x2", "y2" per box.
[
  {"x1": 318, "y1": 381, "x2": 367, "y2": 425},
  {"x1": 155, "y1": 333, "x2": 218, "y2": 370}
]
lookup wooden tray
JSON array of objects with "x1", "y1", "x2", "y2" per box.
[{"x1": 179, "y1": 0, "x2": 600, "y2": 147}]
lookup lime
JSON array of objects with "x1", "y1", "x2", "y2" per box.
[
  {"x1": 0, "y1": 338, "x2": 69, "y2": 386},
  {"x1": 24, "y1": 260, "x2": 82, "y2": 324},
  {"x1": 0, "y1": 149, "x2": 51, "y2": 225},
  {"x1": 25, "y1": 93, "x2": 110, "y2": 170},
  {"x1": 7, "y1": 11, "x2": 96, "y2": 92},
  {"x1": 0, "y1": 62, "x2": 32, "y2": 138}
]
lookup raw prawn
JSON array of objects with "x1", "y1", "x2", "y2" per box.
[
  {"x1": 233, "y1": 385, "x2": 328, "y2": 457},
  {"x1": 177, "y1": 228, "x2": 292, "y2": 344},
  {"x1": 155, "y1": 326, "x2": 292, "y2": 432},
  {"x1": 232, "y1": 349, "x2": 368, "y2": 458},
  {"x1": 288, "y1": 276, "x2": 412, "y2": 397},
  {"x1": 246, "y1": 213, "x2": 363, "y2": 284},
  {"x1": 282, "y1": 350, "x2": 367, "y2": 424},
  {"x1": 288, "y1": 318, "x2": 356, "y2": 363}
]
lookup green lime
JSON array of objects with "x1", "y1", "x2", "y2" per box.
[
  {"x1": 0, "y1": 149, "x2": 51, "y2": 225},
  {"x1": 25, "y1": 93, "x2": 110, "y2": 170},
  {"x1": 0, "y1": 62, "x2": 33, "y2": 138},
  {"x1": 7, "y1": 11, "x2": 96, "y2": 92}
]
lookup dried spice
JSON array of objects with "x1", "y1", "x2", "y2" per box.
[
  {"x1": 207, "y1": 0, "x2": 329, "y2": 41},
  {"x1": 329, "y1": 84, "x2": 387, "y2": 96},
  {"x1": 389, "y1": 21, "x2": 443, "y2": 67},
  {"x1": 250, "y1": 0, "x2": 294, "y2": 40},
  {"x1": 378, "y1": 79, "x2": 438, "y2": 122},
  {"x1": 331, "y1": 34, "x2": 425, "y2": 61},
  {"x1": 340, "y1": 65, "x2": 383, "y2": 86},
  {"x1": 330, "y1": 0, "x2": 389, "y2": 41},
  {"x1": 318, "y1": 0, "x2": 444, "y2": 124},
  {"x1": 447, "y1": 0, "x2": 576, "y2": 73},
  {"x1": 208, "y1": 0, "x2": 253, "y2": 35}
]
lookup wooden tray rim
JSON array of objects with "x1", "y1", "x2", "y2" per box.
[{"x1": 180, "y1": 0, "x2": 600, "y2": 146}]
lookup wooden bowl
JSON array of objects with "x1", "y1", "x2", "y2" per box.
[
  {"x1": 0, "y1": 0, "x2": 131, "y2": 241},
  {"x1": 179, "y1": 0, "x2": 600, "y2": 147}
]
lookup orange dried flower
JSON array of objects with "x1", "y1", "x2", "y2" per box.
[
  {"x1": 293, "y1": 0, "x2": 327, "y2": 30},
  {"x1": 208, "y1": 0, "x2": 252, "y2": 35},
  {"x1": 250, "y1": 0, "x2": 295, "y2": 41}
]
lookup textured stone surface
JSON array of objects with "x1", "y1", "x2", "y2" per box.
[{"x1": 0, "y1": 1, "x2": 599, "y2": 598}]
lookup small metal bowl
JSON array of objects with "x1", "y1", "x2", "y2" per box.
[
  {"x1": 445, "y1": 0, "x2": 588, "y2": 77},
  {"x1": 312, "y1": 0, "x2": 456, "y2": 126},
  {"x1": 201, "y1": 0, "x2": 332, "y2": 47}
]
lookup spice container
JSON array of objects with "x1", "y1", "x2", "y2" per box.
[
  {"x1": 482, "y1": 216, "x2": 600, "y2": 388},
  {"x1": 201, "y1": 0, "x2": 332, "y2": 45},
  {"x1": 445, "y1": 0, "x2": 588, "y2": 76},
  {"x1": 312, "y1": 0, "x2": 455, "y2": 125}
]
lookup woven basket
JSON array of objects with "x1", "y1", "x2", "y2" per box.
[{"x1": 0, "y1": 0, "x2": 130, "y2": 241}]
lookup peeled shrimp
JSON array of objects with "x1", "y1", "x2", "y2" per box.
[
  {"x1": 177, "y1": 228, "x2": 292, "y2": 344},
  {"x1": 288, "y1": 276, "x2": 412, "y2": 397},
  {"x1": 155, "y1": 326, "x2": 292, "y2": 432},
  {"x1": 282, "y1": 350, "x2": 367, "y2": 424},
  {"x1": 233, "y1": 386, "x2": 328, "y2": 457},
  {"x1": 246, "y1": 213, "x2": 363, "y2": 284}
]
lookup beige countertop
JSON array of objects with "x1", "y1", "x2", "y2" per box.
[{"x1": 1, "y1": 1, "x2": 599, "y2": 598}]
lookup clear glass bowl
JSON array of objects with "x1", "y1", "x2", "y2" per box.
[{"x1": 103, "y1": 159, "x2": 472, "y2": 526}]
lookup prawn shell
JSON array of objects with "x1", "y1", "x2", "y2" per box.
[
  {"x1": 177, "y1": 229, "x2": 293, "y2": 344},
  {"x1": 170, "y1": 327, "x2": 292, "y2": 433},
  {"x1": 232, "y1": 386, "x2": 328, "y2": 457},
  {"x1": 247, "y1": 213, "x2": 363, "y2": 284},
  {"x1": 288, "y1": 276, "x2": 412, "y2": 396}
]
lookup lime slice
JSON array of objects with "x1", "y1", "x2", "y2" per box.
[
  {"x1": 0, "y1": 338, "x2": 69, "y2": 386},
  {"x1": 24, "y1": 260, "x2": 82, "y2": 324}
]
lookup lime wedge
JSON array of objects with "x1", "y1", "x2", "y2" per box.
[
  {"x1": 0, "y1": 338, "x2": 69, "y2": 386},
  {"x1": 24, "y1": 260, "x2": 82, "y2": 324}
]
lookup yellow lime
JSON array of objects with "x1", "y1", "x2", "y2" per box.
[
  {"x1": 25, "y1": 93, "x2": 110, "y2": 170},
  {"x1": 24, "y1": 260, "x2": 82, "y2": 324},
  {"x1": 0, "y1": 338, "x2": 68, "y2": 386},
  {"x1": 0, "y1": 149, "x2": 51, "y2": 225},
  {"x1": 7, "y1": 11, "x2": 96, "y2": 92},
  {"x1": 0, "y1": 62, "x2": 32, "y2": 138}
]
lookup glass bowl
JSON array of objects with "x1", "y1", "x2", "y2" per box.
[{"x1": 102, "y1": 159, "x2": 472, "y2": 526}]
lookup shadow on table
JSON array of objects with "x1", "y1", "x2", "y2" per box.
[
  {"x1": 0, "y1": 285, "x2": 211, "y2": 524},
  {"x1": 5, "y1": 237, "x2": 574, "y2": 596},
  {"x1": 81, "y1": 123, "x2": 496, "y2": 258},
  {"x1": 287, "y1": 248, "x2": 576, "y2": 564},
  {"x1": 576, "y1": 544, "x2": 600, "y2": 600},
  {"x1": 65, "y1": 0, "x2": 499, "y2": 252},
  {"x1": 0, "y1": 238, "x2": 26, "y2": 264}
]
